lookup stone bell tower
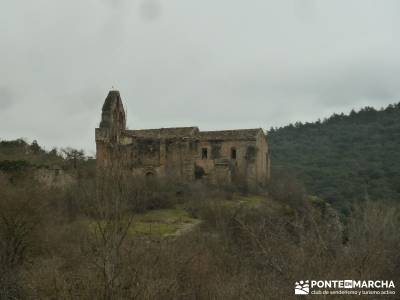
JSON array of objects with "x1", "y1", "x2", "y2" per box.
[
  {"x1": 95, "y1": 90, "x2": 126, "y2": 167},
  {"x1": 99, "y1": 90, "x2": 126, "y2": 135}
]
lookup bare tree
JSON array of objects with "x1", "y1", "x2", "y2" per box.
[
  {"x1": 82, "y1": 149, "x2": 135, "y2": 300},
  {"x1": 61, "y1": 147, "x2": 85, "y2": 169}
]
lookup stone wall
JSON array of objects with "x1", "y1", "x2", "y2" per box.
[
  {"x1": 35, "y1": 167, "x2": 74, "y2": 189},
  {"x1": 95, "y1": 91, "x2": 271, "y2": 188}
]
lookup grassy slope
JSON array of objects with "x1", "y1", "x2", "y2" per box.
[
  {"x1": 80, "y1": 195, "x2": 272, "y2": 238},
  {"x1": 131, "y1": 208, "x2": 198, "y2": 236}
]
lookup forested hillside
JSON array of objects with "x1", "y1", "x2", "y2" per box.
[
  {"x1": 268, "y1": 103, "x2": 400, "y2": 213},
  {"x1": 0, "y1": 139, "x2": 93, "y2": 172},
  {"x1": 0, "y1": 139, "x2": 63, "y2": 170}
]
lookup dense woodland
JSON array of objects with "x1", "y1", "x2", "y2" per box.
[
  {"x1": 269, "y1": 103, "x2": 400, "y2": 214},
  {"x1": 0, "y1": 104, "x2": 399, "y2": 299}
]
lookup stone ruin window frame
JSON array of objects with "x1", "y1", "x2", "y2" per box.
[
  {"x1": 201, "y1": 148, "x2": 208, "y2": 159},
  {"x1": 231, "y1": 147, "x2": 237, "y2": 160}
]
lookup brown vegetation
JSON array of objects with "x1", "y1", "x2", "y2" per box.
[{"x1": 0, "y1": 165, "x2": 399, "y2": 299}]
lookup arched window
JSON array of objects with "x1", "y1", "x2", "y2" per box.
[
  {"x1": 194, "y1": 165, "x2": 205, "y2": 179},
  {"x1": 145, "y1": 171, "x2": 154, "y2": 178}
]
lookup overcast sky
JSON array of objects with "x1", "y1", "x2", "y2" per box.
[{"x1": 1, "y1": 0, "x2": 400, "y2": 154}]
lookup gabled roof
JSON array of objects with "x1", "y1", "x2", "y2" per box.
[
  {"x1": 125, "y1": 127, "x2": 199, "y2": 138},
  {"x1": 198, "y1": 128, "x2": 264, "y2": 141}
]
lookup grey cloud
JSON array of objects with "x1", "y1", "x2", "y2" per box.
[
  {"x1": 1, "y1": 0, "x2": 400, "y2": 152},
  {"x1": 0, "y1": 87, "x2": 15, "y2": 111},
  {"x1": 139, "y1": 0, "x2": 163, "y2": 21}
]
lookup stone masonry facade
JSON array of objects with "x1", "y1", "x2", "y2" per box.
[{"x1": 95, "y1": 91, "x2": 271, "y2": 188}]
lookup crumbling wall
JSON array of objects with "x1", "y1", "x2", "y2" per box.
[
  {"x1": 35, "y1": 168, "x2": 74, "y2": 189},
  {"x1": 136, "y1": 138, "x2": 161, "y2": 167},
  {"x1": 163, "y1": 138, "x2": 197, "y2": 180},
  {"x1": 255, "y1": 131, "x2": 270, "y2": 186},
  {"x1": 95, "y1": 91, "x2": 270, "y2": 188},
  {"x1": 195, "y1": 139, "x2": 259, "y2": 187}
]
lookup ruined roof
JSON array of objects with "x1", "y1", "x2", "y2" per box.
[
  {"x1": 125, "y1": 127, "x2": 199, "y2": 138},
  {"x1": 198, "y1": 128, "x2": 263, "y2": 141},
  {"x1": 125, "y1": 127, "x2": 264, "y2": 140}
]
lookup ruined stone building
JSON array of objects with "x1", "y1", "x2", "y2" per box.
[{"x1": 96, "y1": 91, "x2": 271, "y2": 188}]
